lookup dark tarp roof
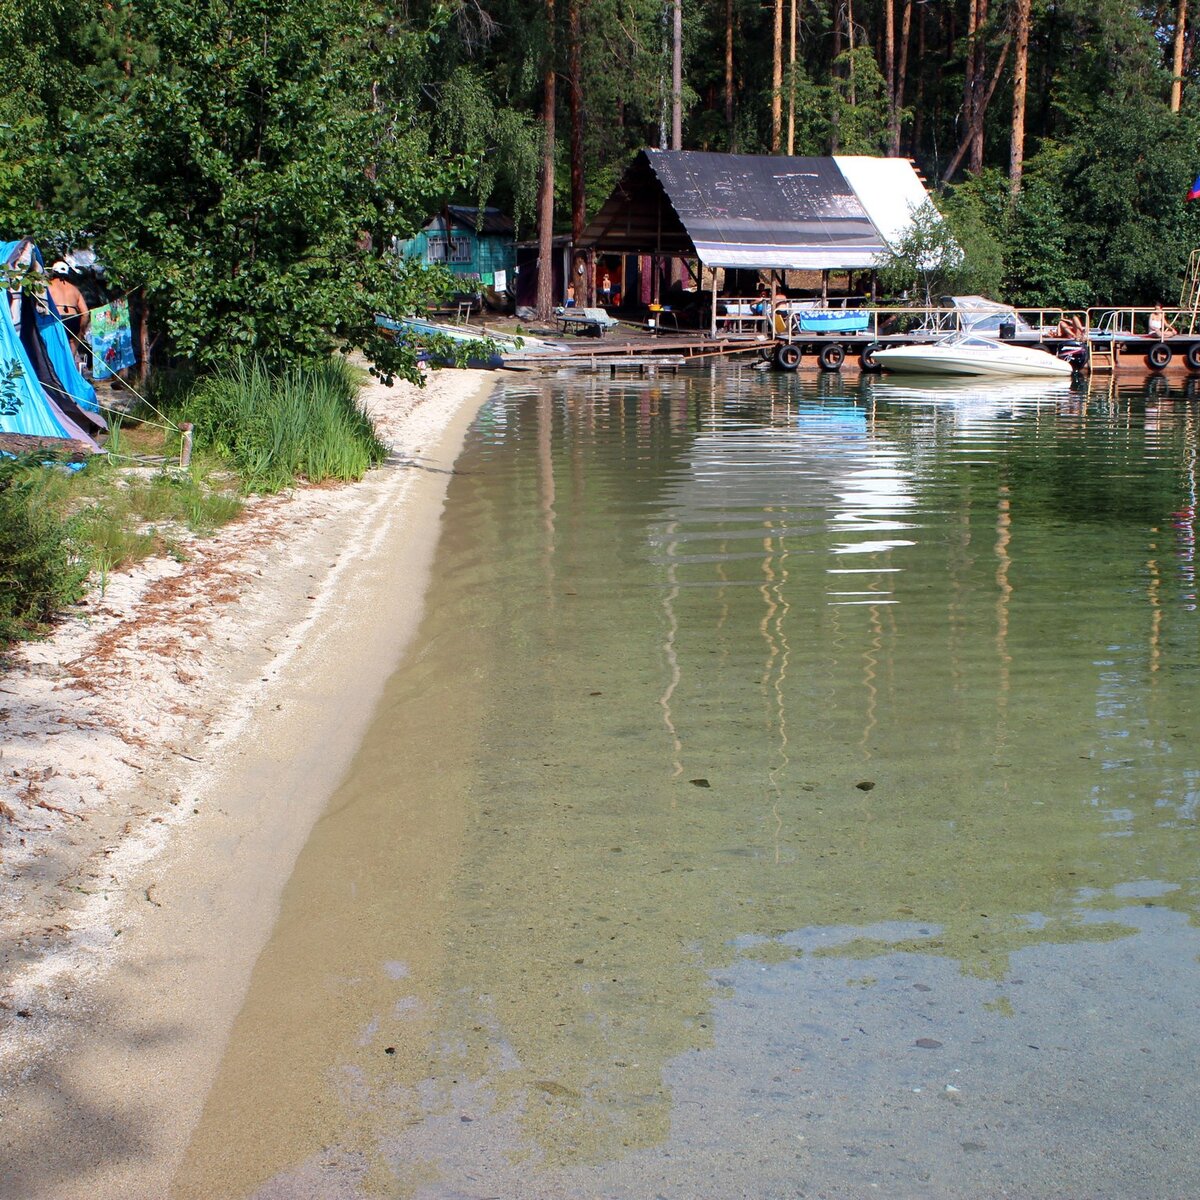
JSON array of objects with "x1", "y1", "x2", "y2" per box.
[
  {"x1": 580, "y1": 150, "x2": 925, "y2": 271},
  {"x1": 426, "y1": 206, "x2": 515, "y2": 237}
]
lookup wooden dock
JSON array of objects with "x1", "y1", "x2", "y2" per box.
[
  {"x1": 492, "y1": 301, "x2": 1200, "y2": 378},
  {"x1": 501, "y1": 335, "x2": 763, "y2": 372}
]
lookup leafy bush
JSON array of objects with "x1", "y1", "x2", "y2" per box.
[
  {"x1": 178, "y1": 357, "x2": 387, "y2": 494},
  {"x1": 0, "y1": 456, "x2": 89, "y2": 646}
]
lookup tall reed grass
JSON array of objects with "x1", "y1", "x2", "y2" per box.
[{"x1": 180, "y1": 357, "x2": 386, "y2": 494}]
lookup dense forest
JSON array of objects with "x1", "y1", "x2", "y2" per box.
[{"x1": 4, "y1": 0, "x2": 1200, "y2": 371}]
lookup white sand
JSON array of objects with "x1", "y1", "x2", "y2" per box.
[{"x1": 0, "y1": 363, "x2": 498, "y2": 1198}]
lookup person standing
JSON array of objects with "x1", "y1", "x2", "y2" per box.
[
  {"x1": 48, "y1": 261, "x2": 90, "y2": 367},
  {"x1": 599, "y1": 270, "x2": 613, "y2": 306}
]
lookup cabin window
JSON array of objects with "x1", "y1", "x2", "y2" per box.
[{"x1": 427, "y1": 235, "x2": 472, "y2": 265}]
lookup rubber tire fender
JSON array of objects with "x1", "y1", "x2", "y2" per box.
[
  {"x1": 1185, "y1": 342, "x2": 1200, "y2": 372},
  {"x1": 818, "y1": 343, "x2": 846, "y2": 371},
  {"x1": 1147, "y1": 342, "x2": 1172, "y2": 371},
  {"x1": 858, "y1": 342, "x2": 882, "y2": 372},
  {"x1": 774, "y1": 342, "x2": 802, "y2": 371}
]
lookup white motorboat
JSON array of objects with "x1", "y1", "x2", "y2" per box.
[{"x1": 873, "y1": 333, "x2": 1073, "y2": 379}]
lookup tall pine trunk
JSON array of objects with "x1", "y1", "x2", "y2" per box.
[
  {"x1": 969, "y1": 0, "x2": 988, "y2": 174},
  {"x1": 884, "y1": 0, "x2": 895, "y2": 154},
  {"x1": 1171, "y1": 0, "x2": 1188, "y2": 112},
  {"x1": 787, "y1": 0, "x2": 797, "y2": 153},
  {"x1": 912, "y1": 1, "x2": 926, "y2": 155},
  {"x1": 892, "y1": 0, "x2": 912, "y2": 155},
  {"x1": 569, "y1": 0, "x2": 587, "y2": 302},
  {"x1": 772, "y1": 0, "x2": 783, "y2": 150},
  {"x1": 846, "y1": 0, "x2": 857, "y2": 106},
  {"x1": 1009, "y1": 0, "x2": 1030, "y2": 196},
  {"x1": 672, "y1": 0, "x2": 682, "y2": 147},
  {"x1": 536, "y1": 0, "x2": 557, "y2": 322},
  {"x1": 963, "y1": 0, "x2": 978, "y2": 171},
  {"x1": 725, "y1": 0, "x2": 735, "y2": 146}
]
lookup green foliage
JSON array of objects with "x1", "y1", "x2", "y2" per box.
[
  {"x1": 434, "y1": 68, "x2": 542, "y2": 235},
  {"x1": 829, "y1": 48, "x2": 892, "y2": 156},
  {"x1": 0, "y1": 361, "x2": 27, "y2": 417},
  {"x1": 7, "y1": 0, "x2": 1200, "y2": 334},
  {"x1": 939, "y1": 174, "x2": 1007, "y2": 298},
  {"x1": 1005, "y1": 152, "x2": 1092, "y2": 307},
  {"x1": 875, "y1": 194, "x2": 1003, "y2": 305},
  {"x1": 177, "y1": 357, "x2": 387, "y2": 494},
  {"x1": 0, "y1": 457, "x2": 89, "y2": 646},
  {"x1": 1026, "y1": 98, "x2": 1200, "y2": 304},
  {"x1": 27, "y1": 0, "x2": 466, "y2": 384}
]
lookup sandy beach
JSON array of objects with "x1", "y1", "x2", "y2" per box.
[{"x1": 0, "y1": 363, "x2": 498, "y2": 1199}]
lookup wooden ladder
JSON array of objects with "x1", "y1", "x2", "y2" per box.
[
  {"x1": 1180, "y1": 250, "x2": 1200, "y2": 330},
  {"x1": 1088, "y1": 336, "x2": 1117, "y2": 373}
]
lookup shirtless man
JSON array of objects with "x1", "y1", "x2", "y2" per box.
[{"x1": 48, "y1": 261, "x2": 90, "y2": 366}]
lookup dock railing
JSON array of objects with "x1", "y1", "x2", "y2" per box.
[
  {"x1": 710, "y1": 300, "x2": 1095, "y2": 343},
  {"x1": 1086, "y1": 306, "x2": 1196, "y2": 340},
  {"x1": 771, "y1": 305, "x2": 1081, "y2": 342}
]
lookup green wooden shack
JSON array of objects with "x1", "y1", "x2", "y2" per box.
[{"x1": 397, "y1": 206, "x2": 515, "y2": 289}]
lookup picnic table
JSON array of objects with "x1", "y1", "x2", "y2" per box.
[{"x1": 556, "y1": 307, "x2": 619, "y2": 337}]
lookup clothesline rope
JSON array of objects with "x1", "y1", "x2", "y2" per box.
[{"x1": 56, "y1": 310, "x2": 179, "y2": 433}]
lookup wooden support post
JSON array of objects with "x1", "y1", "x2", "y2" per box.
[
  {"x1": 179, "y1": 423, "x2": 194, "y2": 469},
  {"x1": 138, "y1": 288, "x2": 151, "y2": 385}
]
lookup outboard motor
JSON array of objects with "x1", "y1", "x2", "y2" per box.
[{"x1": 1057, "y1": 341, "x2": 1089, "y2": 371}]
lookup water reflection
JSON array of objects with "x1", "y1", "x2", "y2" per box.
[{"x1": 174, "y1": 366, "x2": 1200, "y2": 1199}]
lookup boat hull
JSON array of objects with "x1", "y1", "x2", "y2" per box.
[{"x1": 873, "y1": 344, "x2": 1072, "y2": 379}]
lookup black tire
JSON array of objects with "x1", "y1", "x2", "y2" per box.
[
  {"x1": 1147, "y1": 342, "x2": 1172, "y2": 371},
  {"x1": 759, "y1": 342, "x2": 776, "y2": 362},
  {"x1": 1185, "y1": 343, "x2": 1200, "y2": 372},
  {"x1": 818, "y1": 343, "x2": 846, "y2": 371},
  {"x1": 858, "y1": 342, "x2": 883, "y2": 372},
  {"x1": 774, "y1": 342, "x2": 801, "y2": 371}
]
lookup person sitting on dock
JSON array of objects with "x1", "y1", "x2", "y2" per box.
[
  {"x1": 1054, "y1": 314, "x2": 1085, "y2": 340},
  {"x1": 1149, "y1": 303, "x2": 1177, "y2": 338}
]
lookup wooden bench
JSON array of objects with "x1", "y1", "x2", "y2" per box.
[{"x1": 556, "y1": 307, "x2": 619, "y2": 338}]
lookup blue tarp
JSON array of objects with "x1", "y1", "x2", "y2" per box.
[
  {"x1": 0, "y1": 239, "x2": 101, "y2": 447},
  {"x1": 37, "y1": 300, "x2": 99, "y2": 412}
]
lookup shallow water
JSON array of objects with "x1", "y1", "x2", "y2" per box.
[{"x1": 175, "y1": 367, "x2": 1200, "y2": 1199}]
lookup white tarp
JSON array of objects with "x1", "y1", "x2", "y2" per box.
[{"x1": 833, "y1": 156, "x2": 939, "y2": 251}]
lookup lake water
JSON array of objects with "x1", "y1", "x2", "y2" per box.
[{"x1": 175, "y1": 366, "x2": 1200, "y2": 1200}]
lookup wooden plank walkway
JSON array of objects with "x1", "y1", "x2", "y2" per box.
[{"x1": 502, "y1": 335, "x2": 762, "y2": 370}]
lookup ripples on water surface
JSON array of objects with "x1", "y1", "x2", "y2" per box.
[{"x1": 177, "y1": 367, "x2": 1200, "y2": 1200}]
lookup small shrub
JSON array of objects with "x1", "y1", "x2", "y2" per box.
[{"x1": 0, "y1": 457, "x2": 90, "y2": 646}]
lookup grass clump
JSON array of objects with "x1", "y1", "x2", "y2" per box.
[
  {"x1": 0, "y1": 456, "x2": 90, "y2": 645},
  {"x1": 1, "y1": 354, "x2": 381, "y2": 647},
  {"x1": 1, "y1": 421, "x2": 245, "y2": 648},
  {"x1": 178, "y1": 356, "x2": 386, "y2": 494}
]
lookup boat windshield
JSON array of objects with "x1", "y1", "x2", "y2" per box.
[{"x1": 939, "y1": 333, "x2": 1006, "y2": 351}]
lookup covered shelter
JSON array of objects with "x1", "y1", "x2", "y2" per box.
[{"x1": 578, "y1": 149, "x2": 937, "y2": 331}]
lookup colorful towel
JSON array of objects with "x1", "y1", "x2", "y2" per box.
[{"x1": 89, "y1": 299, "x2": 137, "y2": 380}]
